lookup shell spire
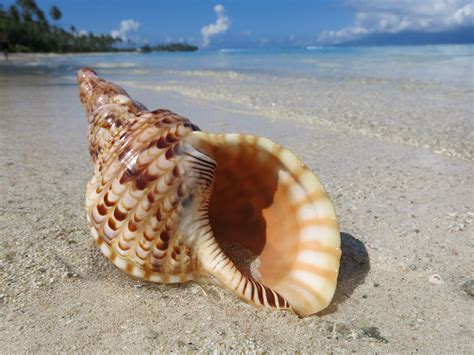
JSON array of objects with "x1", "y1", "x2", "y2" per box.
[{"x1": 77, "y1": 68, "x2": 341, "y2": 317}]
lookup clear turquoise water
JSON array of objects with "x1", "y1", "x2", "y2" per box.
[
  {"x1": 2, "y1": 44, "x2": 472, "y2": 159},
  {"x1": 18, "y1": 45, "x2": 474, "y2": 89}
]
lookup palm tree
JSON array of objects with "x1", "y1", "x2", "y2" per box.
[{"x1": 49, "y1": 5, "x2": 61, "y2": 21}]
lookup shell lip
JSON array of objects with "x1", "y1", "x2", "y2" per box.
[{"x1": 186, "y1": 131, "x2": 341, "y2": 317}]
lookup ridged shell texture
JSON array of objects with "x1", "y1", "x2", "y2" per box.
[{"x1": 77, "y1": 68, "x2": 341, "y2": 316}]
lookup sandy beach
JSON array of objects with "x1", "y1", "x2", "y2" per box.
[{"x1": 1, "y1": 53, "x2": 473, "y2": 353}]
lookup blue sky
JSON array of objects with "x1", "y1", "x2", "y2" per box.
[{"x1": 4, "y1": 0, "x2": 474, "y2": 47}]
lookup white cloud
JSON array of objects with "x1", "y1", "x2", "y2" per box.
[
  {"x1": 318, "y1": 0, "x2": 474, "y2": 44},
  {"x1": 111, "y1": 19, "x2": 140, "y2": 41},
  {"x1": 201, "y1": 4, "x2": 230, "y2": 47}
]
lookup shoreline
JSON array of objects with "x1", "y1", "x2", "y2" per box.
[
  {"x1": 3, "y1": 51, "x2": 472, "y2": 161},
  {"x1": 121, "y1": 77, "x2": 474, "y2": 161},
  {"x1": 1, "y1": 64, "x2": 473, "y2": 352}
]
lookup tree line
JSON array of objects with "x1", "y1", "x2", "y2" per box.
[
  {"x1": 141, "y1": 43, "x2": 198, "y2": 52},
  {"x1": 0, "y1": 0, "x2": 197, "y2": 53}
]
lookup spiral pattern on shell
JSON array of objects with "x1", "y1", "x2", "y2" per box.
[{"x1": 77, "y1": 68, "x2": 341, "y2": 316}]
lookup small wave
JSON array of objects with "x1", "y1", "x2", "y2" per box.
[
  {"x1": 94, "y1": 62, "x2": 137, "y2": 69},
  {"x1": 179, "y1": 69, "x2": 242, "y2": 79},
  {"x1": 218, "y1": 48, "x2": 252, "y2": 54},
  {"x1": 305, "y1": 46, "x2": 323, "y2": 51}
]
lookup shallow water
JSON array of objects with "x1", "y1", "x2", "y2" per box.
[
  {"x1": 1, "y1": 45, "x2": 473, "y2": 160},
  {"x1": 4, "y1": 45, "x2": 474, "y2": 88}
]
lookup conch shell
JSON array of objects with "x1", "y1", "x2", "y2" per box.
[{"x1": 77, "y1": 68, "x2": 341, "y2": 316}]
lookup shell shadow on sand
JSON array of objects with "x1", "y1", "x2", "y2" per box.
[
  {"x1": 318, "y1": 232, "x2": 370, "y2": 315},
  {"x1": 222, "y1": 230, "x2": 371, "y2": 316}
]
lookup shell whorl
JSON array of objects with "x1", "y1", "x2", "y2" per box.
[
  {"x1": 79, "y1": 68, "x2": 207, "y2": 283},
  {"x1": 77, "y1": 68, "x2": 341, "y2": 317}
]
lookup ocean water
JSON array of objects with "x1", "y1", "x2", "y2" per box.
[
  {"x1": 1, "y1": 45, "x2": 473, "y2": 160},
  {"x1": 6, "y1": 44, "x2": 474, "y2": 89}
]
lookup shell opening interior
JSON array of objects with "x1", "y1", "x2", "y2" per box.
[
  {"x1": 190, "y1": 132, "x2": 341, "y2": 315},
  {"x1": 207, "y1": 137, "x2": 301, "y2": 288}
]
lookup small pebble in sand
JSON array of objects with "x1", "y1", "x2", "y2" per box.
[
  {"x1": 429, "y1": 274, "x2": 444, "y2": 285},
  {"x1": 145, "y1": 329, "x2": 159, "y2": 339},
  {"x1": 361, "y1": 327, "x2": 389, "y2": 343},
  {"x1": 460, "y1": 280, "x2": 474, "y2": 297}
]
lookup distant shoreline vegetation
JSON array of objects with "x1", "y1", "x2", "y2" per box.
[
  {"x1": 140, "y1": 43, "x2": 198, "y2": 53},
  {"x1": 0, "y1": 0, "x2": 198, "y2": 54}
]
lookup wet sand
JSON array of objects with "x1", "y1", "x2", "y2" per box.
[{"x1": 0, "y1": 68, "x2": 473, "y2": 353}]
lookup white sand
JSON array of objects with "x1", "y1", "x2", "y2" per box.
[{"x1": 0, "y1": 66, "x2": 473, "y2": 353}]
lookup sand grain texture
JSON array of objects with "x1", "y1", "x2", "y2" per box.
[{"x1": 0, "y1": 68, "x2": 473, "y2": 353}]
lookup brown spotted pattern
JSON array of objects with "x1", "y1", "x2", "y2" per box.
[
  {"x1": 78, "y1": 68, "x2": 204, "y2": 283},
  {"x1": 78, "y1": 68, "x2": 341, "y2": 317}
]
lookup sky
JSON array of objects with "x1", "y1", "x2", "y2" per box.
[{"x1": 3, "y1": 0, "x2": 474, "y2": 48}]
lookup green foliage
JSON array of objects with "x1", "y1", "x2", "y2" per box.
[
  {"x1": 140, "y1": 42, "x2": 198, "y2": 53},
  {"x1": 0, "y1": 0, "x2": 198, "y2": 53},
  {"x1": 49, "y1": 5, "x2": 62, "y2": 21},
  {"x1": 0, "y1": 0, "x2": 118, "y2": 52},
  {"x1": 141, "y1": 44, "x2": 153, "y2": 53}
]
